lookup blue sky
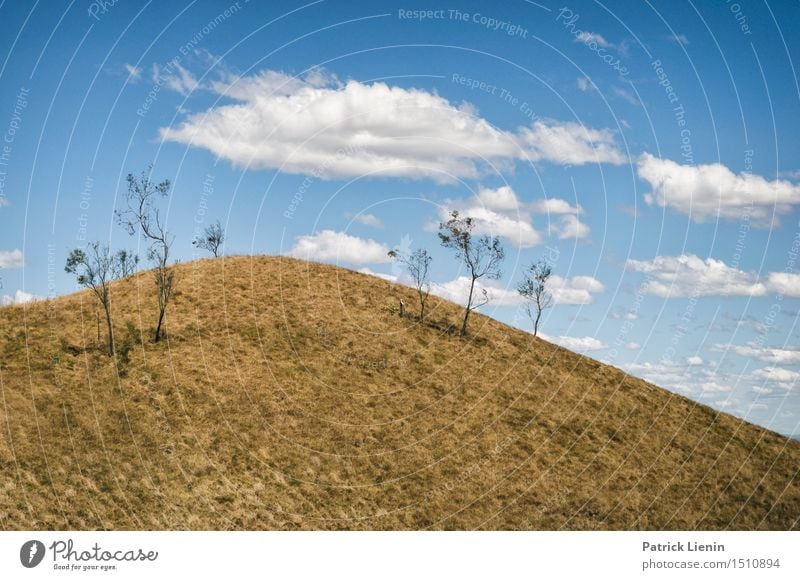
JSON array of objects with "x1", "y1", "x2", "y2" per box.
[{"x1": 1, "y1": 0, "x2": 799, "y2": 436}]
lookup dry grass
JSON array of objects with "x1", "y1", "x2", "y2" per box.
[{"x1": 0, "y1": 255, "x2": 797, "y2": 530}]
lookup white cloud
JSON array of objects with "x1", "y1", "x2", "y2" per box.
[
  {"x1": 711, "y1": 342, "x2": 800, "y2": 365},
  {"x1": 153, "y1": 61, "x2": 198, "y2": 96},
  {"x1": 518, "y1": 121, "x2": 626, "y2": 166},
  {"x1": 430, "y1": 276, "x2": 520, "y2": 308},
  {"x1": 621, "y1": 360, "x2": 692, "y2": 391},
  {"x1": 701, "y1": 382, "x2": 733, "y2": 393},
  {"x1": 441, "y1": 187, "x2": 591, "y2": 248},
  {"x1": 638, "y1": 153, "x2": 800, "y2": 225},
  {"x1": 611, "y1": 86, "x2": 638, "y2": 106},
  {"x1": 751, "y1": 367, "x2": 800, "y2": 389},
  {"x1": 124, "y1": 63, "x2": 142, "y2": 82},
  {"x1": 549, "y1": 274, "x2": 604, "y2": 305},
  {"x1": 160, "y1": 69, "x2": 626, "y2": 180},
  {"x1": 609, "y1": 307, "x2": 638, "y2": 321},
  {"x1": 476, "y1": 186, "x2": 522, "y2": 211},
  {"x1": 625, "y1": 342, "x2": 641, "y2": 350},
  {"x1": 0, "y1": 249, "x2": 24, "y2": 269},
  {"x1": 670, "y1": 33, "x2": 690, "y2": 46},
  {"x1": 626, "y1": 253, "x2": 800, "y2": 298},
  {"x1": 357, "y1": 267, "x2": 398, "y2": 283},
  {"x1": 1, "y1": 289, "x2": 41, "y2": 306},
  {"x1": 626, "y1": 254, "x2": 767, "y2": 297},
  {"x1": 555, "y1": 214, "x2": 591, "y2": 239},
  {"x1": 453, "y1": 205, "x2": 543, "y2": 248},
  {"x1": 542, "y1": 333, "x2": 607, "y2": 351},
  {"x1": 529, "y1": 198, "x2": 583, "y2": 215},
  {"x1": 764, "y1": 272, "x2": 800, "y2": 298},
  {"x1": 351, "y1": 213, "x2": 384, "y2": 229},
  {"x1": 686, "y1": 356, "x2": 703, "y2": 365},
  {"x1": 440, "y1": 187, "x2": 543, "y2": 248},
  {"x1": 430, "y1": 271, "x2": 603, "y2": 308},
  {"x1": 287, "y1": 230, "x2": 391, "y2": 265},
  {"x1": 0, "y1": 197, "x2": 9, "y2": 208},
  {"x1": 577, "y1": 77, "x2": 594, "y2": 92},
  {"x1": 576, "y1": 32, "x2": 612, "y2": 48}
]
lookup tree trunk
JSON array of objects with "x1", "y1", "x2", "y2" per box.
[
  {"x1": 104, "y1": 304, "x2": 115, "y2": 356},
  {"x1": 461, "y1": 277, "x2": 476, "y2": 336},
  {"x1": 533, "y1": 308, "x2": 542, "y2": 337},
  {"x1": 154, "y1": 307, "x2": 165, "y2": 342}
]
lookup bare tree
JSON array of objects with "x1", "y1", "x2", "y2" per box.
[
  {"x1": 517, "y1": 259, "x2": 553, "y2": 337},
  {"x1": 116, "y1": 166, "x2": 176, "y2": 342},
  {"x1": 388, "y1": 247, "x2": 432, "y2": 322},
  {"x1": 193, "y1": 220, "x2": 225, "y2": 257},
  {"x1": 65, "y1": 242, "x2": 131, "y2": 356},
  {"x1": 438, "y1": 211, "x2": 505, "y2": 336}
]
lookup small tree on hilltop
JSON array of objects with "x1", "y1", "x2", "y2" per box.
[
  {"x1": 65, "y1": 242, "x2": 136, "y2": 356},
  {"x1": 517, "y1": 258, "x2": 553, "y2": 337},
  {"x1": 388, "y1": 247, "x2": 432, "y2": 322},
  {"x1": 193, "y1": 220, "x2": 225, "y2": 258},
  {"x1": 116, "y1": 166, "x2": 176, "y2": 342},
  {"x1": 116, "y1": 249, "x2": 139, "y2": 277},
  {"x1": 438, "y1": 211, "x2": 505, "y2": 336}
]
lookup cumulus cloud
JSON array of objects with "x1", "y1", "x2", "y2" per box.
[
  {"x1": 351, "y1": 213, "x2": 384, "y2": 229},
  {"x1": 160, "y1": 69, "x2": 626, "y2": 180},
  {"x1": 531, "y1": 198, "x2": 589, "y2": 238},
  {"x1": 621, "y1": 359, "x2": 731, "y2": 395},
  {"x1": 626, "y1": 254, "x2": 766, "y2": 297},
  {"x1": 555, "y1": 214, "x2": 591, "y2": 239},
  {"x1": 625, "y1": 342, "x2": 641, "y2": 350},
  {"x1": 449, "y1": 205, "x2": 543, "y2": 248},
  {"x1": 440, "y1": 187, "x2": 590, "y2": 247},
  {"x1": 638, "y1": 153, "x2": 800, "y2": 225},
  {"x1": 518, "y1": 121, "x2": 626, "y2": 167},
  {"x1": 1, "y1": 289, "x2": 41, "y2": 306},
  {"x1": 711, "y1": 342, "x2": 800, "y2": 365},
  {"x1": 752, "y1": 367, "x2": 800, "y2": 389},
  {"x1": 439, "y1": 187, "x2": 543, "y2": 248},
  {"x1": 530, "y1": 198, "x2": 583, "y2": 214},
  {"x1": 0, "y1": 197, "x2": 8, "y2": 208},
  {"x1": 627, "y1": 253, "x2": 800, "y2": 298},
  {"x1": 0, "y1": 249, "x2": 24, "y2": 269},
  {"x1": 763, "y1": 272, "x2": 800, "y2": 298},
  {"x1": 701, "y1": 382, "x2": 733, "y2": 393},
  {"x1": 686, "y1": 356, "x2": 703, "y2": 365},
  {"x1": 542, "y1": 333, "x2": 607, "y2": 351},
  {"x1": 429, "y1": 272, "x2": 603, "y2": 308},
  {"x1": 287, "y1": 230, "x2": 391, "y2": 265},
  {"x1": 549, "y1": 274, "x2": 605, "y2": 304},
  {"x1": 476, "y1": 186, "x2": 523, "y2": 211},
  {"x1": 430, "y1": 276, "x2": 521, "y2": 308},
  {"x1": 357, "y1": 267, "x2": 398, "y2": 283}
]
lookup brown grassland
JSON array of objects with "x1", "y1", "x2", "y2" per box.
[{"x1": 0, "y1": 256, "x2": 798, "y2": 530}]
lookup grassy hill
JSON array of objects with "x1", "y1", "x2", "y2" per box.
[{"x1": 1, "y1": 256, "x2": 797, "y2": 530}]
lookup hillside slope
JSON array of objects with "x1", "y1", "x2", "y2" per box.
[{"x1": 1, "y1": 256, "x2": 797, "y2": 530}]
